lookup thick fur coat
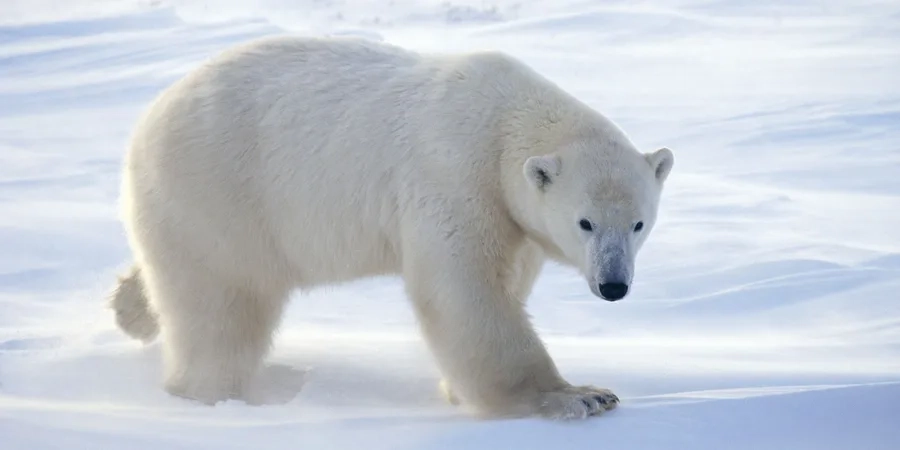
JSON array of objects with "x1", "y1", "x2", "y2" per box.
[{"x1": 110, "y1": 36, "x2": 674, "y2": 419}]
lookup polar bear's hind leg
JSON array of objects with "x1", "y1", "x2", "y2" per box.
[{"x1": 143, "y1": 265, "x2": 287, "y2": 405}]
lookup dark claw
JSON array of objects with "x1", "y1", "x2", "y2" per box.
[
  {"x1": 581, "y1": 398, "x2": 592, "y2": 410},
  {"x1": 594, "y1": 395, "x2": 607, "y2": 405}
]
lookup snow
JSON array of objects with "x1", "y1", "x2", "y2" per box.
[{"x1": 1, "y1": 1, "x2": 899, "y2": 449}]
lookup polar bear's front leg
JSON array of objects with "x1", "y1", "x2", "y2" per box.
[{"x1": 403, "y1": 240, "x2": 618, "y2": 419}]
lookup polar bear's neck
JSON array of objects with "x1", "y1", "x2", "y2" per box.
[
  {"x1": 494, "y1": 82, "x2": 633, "y2": 263},
  {"x1": 496, "y1": 107, "x2": 586, "y2": 257}
]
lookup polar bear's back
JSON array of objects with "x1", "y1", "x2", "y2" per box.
[{"x1": 123, "y1": 36, "x2": 518, "y2": 286}]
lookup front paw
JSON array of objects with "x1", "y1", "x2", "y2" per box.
[{"x1": 535, "y1": 385, "x2": 619, "y2": 420}]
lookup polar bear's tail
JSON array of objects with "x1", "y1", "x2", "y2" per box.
[{"x1": 109, "y1": 265, "x2": 159, "y2": 343}]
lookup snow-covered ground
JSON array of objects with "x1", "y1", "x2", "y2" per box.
[{"x1": 2, "y1": 1, "x2": 899, "y2": 449}]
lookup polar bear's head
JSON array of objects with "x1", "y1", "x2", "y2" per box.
[{"x1": 521, "y1": 142, "x2": 674, "y2": 301}]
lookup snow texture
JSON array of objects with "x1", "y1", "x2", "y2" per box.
[{"x1": 1, "y1": 1, "x2": 899, "y2": 449}]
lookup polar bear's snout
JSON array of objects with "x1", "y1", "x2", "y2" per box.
[
  {"x1": 585, "y1": 230, "x2": 635, "y2": 301},
  {"x1": 596, "y1": 254, "x2": 631, "y2": 301}
]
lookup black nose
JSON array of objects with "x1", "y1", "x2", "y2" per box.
[{"x1": 599, "y1": 283, "x2": 628, "y2": 301}]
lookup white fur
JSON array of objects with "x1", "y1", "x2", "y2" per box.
[{"x1": 111, "y1": 36, "x2": 673, "y2": 419}]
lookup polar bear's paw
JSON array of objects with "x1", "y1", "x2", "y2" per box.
[{"x1": 535, "y1": 385, "x2": 619, "y2": 420}]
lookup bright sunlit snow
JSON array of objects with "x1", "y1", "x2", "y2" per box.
[{"x1": 1, "y1": 1, "x2": 899, "y2": 449}]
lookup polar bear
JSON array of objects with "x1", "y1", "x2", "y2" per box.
[{"x1": 109, "y1": 35, "x2": 674, "y2": 420}]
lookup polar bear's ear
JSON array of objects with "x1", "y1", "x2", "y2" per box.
[
  {"x1": 647, "y1": 147, "x2": 674, "y2": 183},
  {"x1": 524, "y1": 155, "x2": 561, "y2": 191}
]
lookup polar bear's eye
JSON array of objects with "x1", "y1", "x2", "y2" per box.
[
  {"x1": 578, "y1": 219, "x2": 593, "y2": 232},
  {"x1": 634, "y1": 221, "x2": 644, "y2": 232}
]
